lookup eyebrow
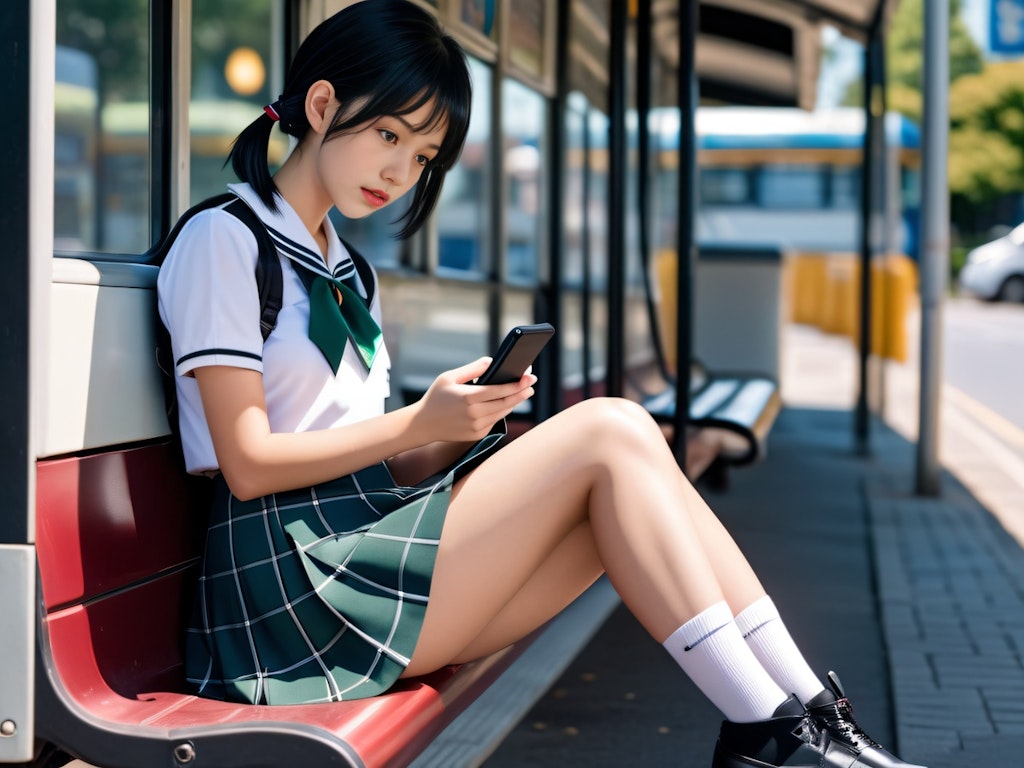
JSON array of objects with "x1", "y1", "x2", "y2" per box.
[{"x1": 392, "y1": 115, "x2": 442, "y2": 150}]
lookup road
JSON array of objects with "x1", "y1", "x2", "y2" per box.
[{"x1": 943, "y1": 298, "x2": 1024, "y2": 431}]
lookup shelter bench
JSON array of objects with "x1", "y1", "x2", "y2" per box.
[
  {"x1": 642, "y1": 360, "x2": 782, "y2": 487},
  {"x1": 32, "y1": 439, "x2": 617, "y2": 768}
]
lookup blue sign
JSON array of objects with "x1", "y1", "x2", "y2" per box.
[{"x1": 991, "y1": 0, "x2": 1024, "y2": 54}]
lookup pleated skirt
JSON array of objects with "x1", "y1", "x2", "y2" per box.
[{"x1": 184, "y1": 428, "x2": 504, "y2": 705}]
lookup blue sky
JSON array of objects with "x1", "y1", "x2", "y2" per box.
[{"x1": 961, "y1": 0, "x2": 988, "y2": 47}]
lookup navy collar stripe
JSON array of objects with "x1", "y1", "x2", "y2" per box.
[
  {"x1": 265, "y1": 223, "x2": 319, "y2": 261},
  {"x1": 266, "y1": 230, "x2": 333, "y2": 279},
  {"x1": 265, "y1": 224, "x2": 356, "y2": 286}
]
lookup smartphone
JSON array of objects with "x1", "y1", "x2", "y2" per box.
[{"x1": 475, "y1": 323, "x2": 555, "y2": 385}]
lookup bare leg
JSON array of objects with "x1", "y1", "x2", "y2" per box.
[
  {"x1": 403, "y1": 397, "x2": 769, "y2": 676},
  {"x1": 402, "y1": 400, "x2": 924, "y2": 766}
]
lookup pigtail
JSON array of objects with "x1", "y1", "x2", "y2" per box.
[{"x1": 229, "y1": 112, "x2": 281, "y2": 211}]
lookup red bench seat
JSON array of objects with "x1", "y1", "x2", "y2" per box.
[{"x1": 34, "y1": 443, "x2": 529, "y2": 768}]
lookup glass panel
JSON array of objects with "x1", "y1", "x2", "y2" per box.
[
  {"x1": 384, "y1": 281, "x2": 490, "y2": 410},
  {"x1": 587, "y1": 109, "x2": 610, "y2": 289},
  {"x1": 587, "y1": 108, "x2": 609, "y2": 385},
  {"x1": 436, "y1": 57, "x2": 492, "y2": 274},
  {"x1": 458, "y1": 0, "x2": 498, "y2": 43},
  {"x1": 190, "y1": 0, "x2": 288, "y2": 204},
  {"x1": 569, "y1": 0, "x2": 610, "y2": 112},
  {"x1": 563, "y1": 93, "x2": 587, "y2": 288},
  {"x1": 830, "y1": 166, "x2": 860, "y2": 208},
  {"x1": 756, "y1": 165, "x2": 825, "y2": 208},
  {"x1": 330, "y1": 198, "x2": 414, "y2": 270},
  {"x1": 502, "y1": 79, "x2": 545, "y2": 283},
  {"x1": 55, "y1": 0, "x2": 150, "y2": 254},
  {"x1": 650, "y1": 106, "x2": 679, "y2": 255},
  {"x1": 699, "y1": 168, "x2": 751, "y2": 205},
  {"x1": 508, "y1": 0, "x2": 546, "y2": 77}
]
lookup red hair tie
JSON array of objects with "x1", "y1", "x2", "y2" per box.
[{"x1": 263, "y1": 103, "x2": 281, "y2": 122}]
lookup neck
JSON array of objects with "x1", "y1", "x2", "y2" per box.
[{"x1": 272, "y1": 145, "x2": 333, "y2": 259}]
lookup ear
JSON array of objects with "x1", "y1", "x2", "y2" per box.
[{"x1": 304, "y1": 80, "x2": 336, "y2": 135}]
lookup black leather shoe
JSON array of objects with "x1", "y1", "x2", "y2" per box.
[
  {"x1": 711, "y1": 696, "x2": 827, "y2": 768},
  {"x1": 711, "y1": 687, "x2": 929, "y2": 768},
  {"x1": 803, "y1": 671, "x2": 927, "y2": 768}
]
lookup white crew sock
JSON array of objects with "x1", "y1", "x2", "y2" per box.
[
  {"x1": 735, "y1": 595, "x2": 827, "y2": 705},
  {"x1": 662, "y1": 601, "x2": 790, "y2": 723}
]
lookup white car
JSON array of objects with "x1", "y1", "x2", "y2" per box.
[{"x1": 958, "y1": 223, "x2": 1024, "y2": 302}]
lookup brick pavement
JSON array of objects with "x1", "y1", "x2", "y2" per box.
[
  {"x1": 786, "y1": 319, "x2": 1024, "y2": 767},
  {"x1": 867, "y1": 467, "x2": 1024, "y2": 767}
]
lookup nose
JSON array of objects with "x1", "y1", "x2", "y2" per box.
[{"x1": 382, "y1": 155, "x2": 412, "y2": 187}]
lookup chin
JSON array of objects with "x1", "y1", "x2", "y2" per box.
[{"x1": 336, "y1": 204, "x2": 378, "y2": 220}]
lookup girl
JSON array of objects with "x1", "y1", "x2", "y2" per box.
[{"x1": 157, "y1": 2, "x2": 923, "y2": 766}]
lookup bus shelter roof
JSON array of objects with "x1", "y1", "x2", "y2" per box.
[{"x1": 657, "y1": 0, "x2": 894, "y2": 110}]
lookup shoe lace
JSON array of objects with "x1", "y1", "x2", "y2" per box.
[{"x1": 815, "y1": 697, "x2": 881, "y2": 750}]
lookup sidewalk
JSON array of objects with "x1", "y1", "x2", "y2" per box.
[
  {"x1": 487, "y1": 321, "x2": 1024, "y2": 767},
  {"x1": 786, "y1": 320, "x2": 1024, "y2": 767}
]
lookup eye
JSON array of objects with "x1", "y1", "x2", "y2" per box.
[
  {"x1": 378, "y1": 129, "x2": 398, "y2": 144},
  {"x1": 415, "y1": 154, "x2": 431, "y2": 167}
]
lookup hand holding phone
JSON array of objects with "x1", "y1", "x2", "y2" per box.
[{"x1": 475, "y1": 323, "x2": 555, "y2": 385}]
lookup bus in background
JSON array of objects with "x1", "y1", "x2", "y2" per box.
[
  {"x1": 659, "y1": 106, "x2": 922, "y2": 363},
  {"x1": 692, "y1": 106, "x2": 920, "y2": 261}
]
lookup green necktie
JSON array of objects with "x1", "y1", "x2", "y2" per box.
[{"x1": 305, "y1": 273, "x2": 382, "y2": 374}]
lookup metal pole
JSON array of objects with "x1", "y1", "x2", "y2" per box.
[
  {"x1": 0, "y1": 0, "x2": 33, "y2": 548},
  {"x1": 606, "y1": 0, "x2": 627, "y2": 399},
  {"x1": 916, "y1": 0, "x2": 950, "y2": 496},
  {"x1": 854, "y1": 31, "x2": 878, "y2": 453},
  {"x1": 540, "y1": 0, "x2": 572, "y2": 418},
  {"x1": 672, "y1": 0, "x2": 698, "y2": 470},
  {"x1": 856, "y1": 26, "x2": 889, "y2": 452}
]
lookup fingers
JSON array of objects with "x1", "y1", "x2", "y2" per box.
[
  {"x1": 450, "y1": 357, "x2": 493, "y2": 385},
  {"x1": 421, "y1": 362, "x2": 538, "y2": 442},
  {"x1": 445, "y1": 359, "x2": 537, "y2": 396}
]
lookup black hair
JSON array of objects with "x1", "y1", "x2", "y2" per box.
[{"x1": 229, "y1": 0, "x2": 472, "y2": 239}]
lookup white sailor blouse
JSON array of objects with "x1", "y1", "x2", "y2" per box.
[{"x1": 157, "y1": 182, "x2": 391, "y2": 475}]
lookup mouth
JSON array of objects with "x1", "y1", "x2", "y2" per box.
[{"x1": 361, "y1": 188, "x2": 390, "y2": 207}]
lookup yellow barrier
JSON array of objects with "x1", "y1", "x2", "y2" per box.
[
  {"x1": 783, "y1": 252, "x2": 916, "y2": 362},
  {"x1": 789, "y1": 253, "x2": 829, "y2": 326},
  {"x1": 656, "y1": 249, "x2": 917, "y2": 366},
  {"x1": 655, "y1": 249, "x2": 679, "y2": 371}
]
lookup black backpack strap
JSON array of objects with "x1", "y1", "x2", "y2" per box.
[
  {"x1": 155, "y1": 193, "x2": 284, "y2": 467},
  {"x1": 150, "y1": 192, "x2": 236, "y2": 267},
  {"x1": 223, "y1": 198, "x2": 282, "y2": 341},
  {"x1": 154, "y1": 193, "x2": 240, "y2": 381},
  {"x1": 340, "y1": 237, "x2": 376, "y2": 307}
]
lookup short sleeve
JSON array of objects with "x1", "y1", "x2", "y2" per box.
[{"x1": 157, "y1": 208, "x2": 265, "y2": 377}]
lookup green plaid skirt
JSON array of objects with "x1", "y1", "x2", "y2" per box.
[{"x1": 184, "y1": 428, "x2": 504, "y2": 705}]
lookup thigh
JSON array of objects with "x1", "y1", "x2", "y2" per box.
[
  {"x1": 404, "y1": 407, "x2": 610, "y2": 673},
  {"x1": 404, "y1": 521, "x2": 603, "y2": 675}
]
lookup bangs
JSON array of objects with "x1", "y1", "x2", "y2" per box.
[
  {"x1": 328, "y1": 50, "x2": 471, "y2": 171},
  {"x1": 398, "y1": 82, "x2": 471, "y2": 170}
]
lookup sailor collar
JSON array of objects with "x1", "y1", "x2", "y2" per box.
[{"x1": 227, "y1": 182, "x2": 364, "y2": 296}]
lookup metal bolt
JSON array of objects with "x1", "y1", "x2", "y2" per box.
[
  {"x1": 173, "y1": 742, "x2": 195, "y2": 764},
  {"x1": 0, "y1": 720, "x2": 15, "y2": 737}
]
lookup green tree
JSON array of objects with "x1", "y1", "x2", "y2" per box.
[
  {"x1": 948, "y1": 60, "x2": 1024, "y2": 205},
  {"x1": 841, "y1": 0, "x2": 984, "y2": 120}
]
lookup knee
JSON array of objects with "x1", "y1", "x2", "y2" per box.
[{"x1": 568, "y1": 397, "x2": 666, "y2": 459}]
